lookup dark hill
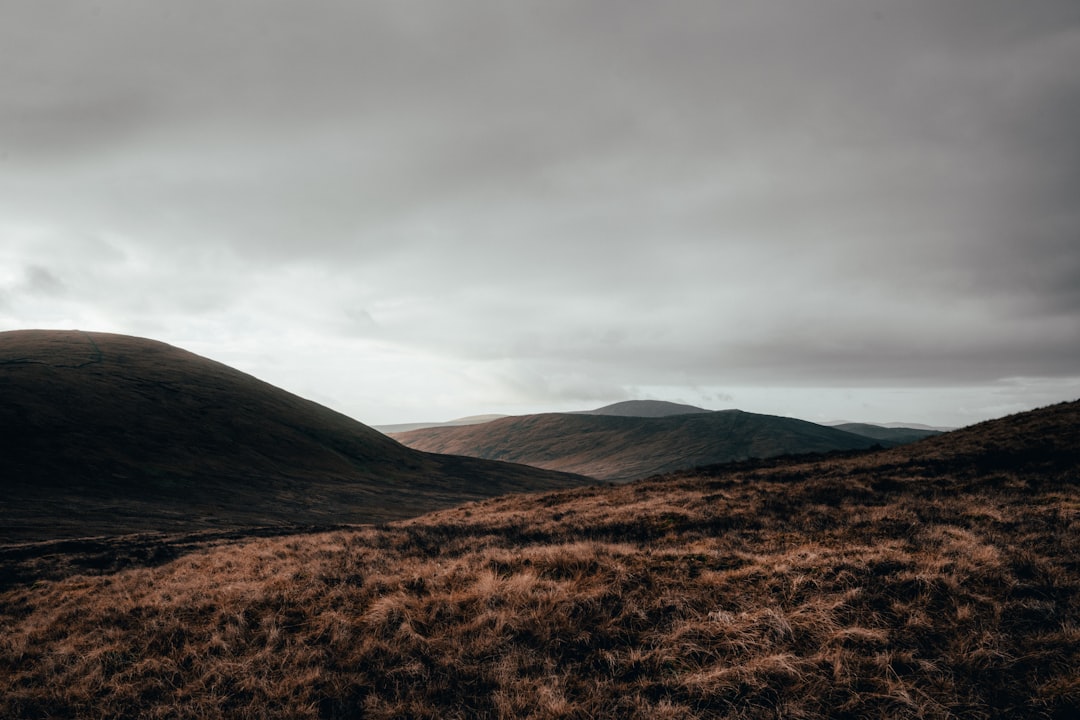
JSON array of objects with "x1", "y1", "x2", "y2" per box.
[
  {"x1": 577, "y1": 399, "x2": 712, "y2": 417},
  {"x1": 391, "y1": 409, "x2": 884, "y2": 481},
  {"x1": 0, "y1": 330, "x2": 589, "y2": 542}
]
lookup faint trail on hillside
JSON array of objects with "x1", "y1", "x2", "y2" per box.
[{"x1": 0, "y1": 330, "x2": 104, "y2": 369}]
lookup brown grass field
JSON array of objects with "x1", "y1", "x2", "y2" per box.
[{"x1": 1, "y1": 400, "x2": 1077, "y2": 718}]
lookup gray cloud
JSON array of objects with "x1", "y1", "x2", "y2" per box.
[
  {"x1": 23, "y1": 265, "x2": 66, "y2": 296},
  {"x1": 1, "y1": 1, "x2": 1078, "y2": 425}
]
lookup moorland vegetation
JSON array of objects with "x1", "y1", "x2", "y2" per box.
[{"x1": 1, "y1": 401, "x2": 1077, "y2": 718}]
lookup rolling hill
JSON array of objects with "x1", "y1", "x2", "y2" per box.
[
  {"x1": 575, "y1": 399, "x2": 713, "y2": 417},
  {"x1": 2, "y1": 400, "x2": 1077, "y2": 718},
  {"x1": 0, "y1": 330, "x2": 589, "y2": 542},
  {"x1": 390, "y1": 409, "x2": 886, "y2": 481}
]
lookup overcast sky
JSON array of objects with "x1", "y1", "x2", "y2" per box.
[{"x1": 2, "y1": 1, "x2": 1079, "y2": 427}]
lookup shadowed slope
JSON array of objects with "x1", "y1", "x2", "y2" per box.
[
  {"x1": 1, "y1": 401, "x2": 1077, "y2": 718},
  {"x1": 0, "y1": 330, "x2": 589, "y2": 541},
  {"x1": 392, "y1": 409, "x2": 884, "y2": 481}
]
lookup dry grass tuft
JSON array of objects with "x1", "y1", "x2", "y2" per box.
[{"x1": 2, "y1": 400, "x2": 1078, "y2": 718}]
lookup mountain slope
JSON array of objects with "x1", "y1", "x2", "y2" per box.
[
  {"x1": 391, "y1": 409, "x2": 885, "y2": 481},
  {"x1": 0, "y1": 330, "x2": 589, "y2": 541},
  {"x1": 2, "y1": 401, "x2": 1077, "y2": 719}
]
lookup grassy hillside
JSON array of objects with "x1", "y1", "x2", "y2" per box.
[
  {"x1": 2, "y1": 401, "x2": 1076, "y2": 718},
  {"x1": 0, "y1": 330, "x2": 588, "y2": 541},
  {"x1": 391, "y1": 409, "x2": 884, "y2": 481}
]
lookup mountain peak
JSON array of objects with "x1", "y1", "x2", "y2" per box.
[{"x1": 577, "y1": 399, "x2": 713, "y2": 417}]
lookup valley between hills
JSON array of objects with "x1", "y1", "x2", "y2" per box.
[{"x1": 1, "y1": 329, "x2": 1078, "y2": 718}]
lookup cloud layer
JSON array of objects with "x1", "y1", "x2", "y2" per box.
[{"x1": 2, "y1": 1, "x2": 1079, "y2": 425}]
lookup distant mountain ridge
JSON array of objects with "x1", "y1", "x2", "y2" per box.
[
  {"x1": 391, "y1": 408, "x2": 887, "y2": 482},
  {"x1": 575, "y1": 400, "x2": 713, "y2": 417},
  {"x1": 0, "y1": 330, "x2": 589, "y2": 542},
  {"x1": 373, "y1": 401, "x2": 710, "y2": 434},
  {"x1": 831, "y1": 422, "x2": 942, "y2": 444},
  {"x1": 380, "y1": 401, "x2": 947, "y2": 438},
  {"x1": 880, "y1": 421, "x2": 954, "y2": 431},
  {"x1": 373, "y1": 414, "x2": 509, "y2": 434},
  {"x1": 825, "y1": 419, "x2": 954, "y2": 432}
]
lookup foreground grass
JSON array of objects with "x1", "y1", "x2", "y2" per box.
[{"x1": 1, "y1": 403, "x2": 1078, "y2": 718}]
